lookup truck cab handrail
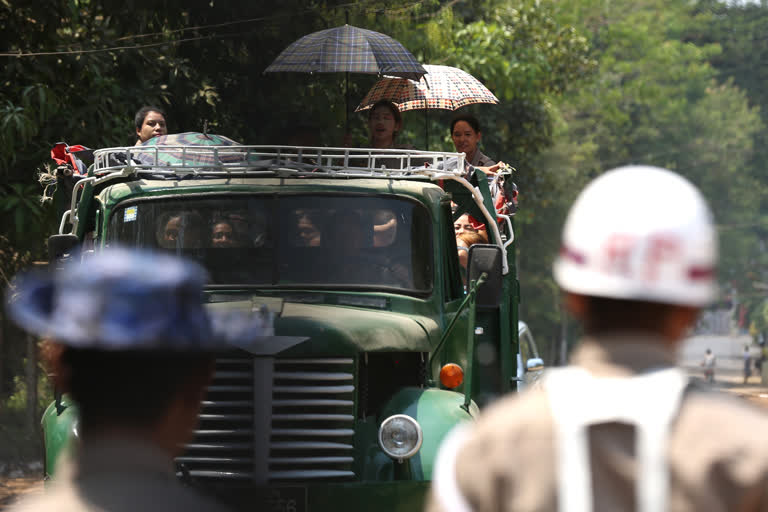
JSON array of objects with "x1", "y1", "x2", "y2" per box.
[{"x1": 93, "y1": 145, "x2": 469, "y2": 178}]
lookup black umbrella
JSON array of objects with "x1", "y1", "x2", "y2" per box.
[{"x1": 265, "y1": 24, "x2": 426, "y2": 131}]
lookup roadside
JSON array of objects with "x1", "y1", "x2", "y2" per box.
[
  {"x1": 0, "y1": 464, "x2": 43, "y2": 510},
  {"x1": 0, "y1": 415, "x2": 45, "y2": 509},
  {"x1": 680, "y1": 333, "x2": 768, "y2": 407}
]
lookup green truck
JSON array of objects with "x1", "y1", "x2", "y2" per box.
[{"x1": 42, "y1": 137, "x2": 540, "y2": 511}]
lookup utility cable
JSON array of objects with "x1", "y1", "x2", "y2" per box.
[{"x1": 0, "y1": 0, "x2": 430, "y2": 58}]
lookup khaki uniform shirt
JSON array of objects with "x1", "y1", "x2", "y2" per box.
[
  {"x1": 468, "y1": 149, "x2": 496, "y2": 168},
  {"x1": 10, "y1": 437, "x2": 229, "y2": 512},
  {"x1": 427, "y1": 334, "x2": 768, "y2": 512}
]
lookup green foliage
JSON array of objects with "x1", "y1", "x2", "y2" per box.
[
  {"x1": 7, "y1": 0, "x2": 768, "y2": 366},
  {"x1": 0, "y1": 364, "x2": 52, "y2": 463},
  {"x1": 381, "y1": 0, "x2": 595, "y2": 161},
  {"x1": 1, "y1": 183, "x2": 50, "y2": 242},
  {"x1": 0, "y1": 0, "x2": 592, "y2": 408},
  {"x1": 518, "y1": 0, "x2": 768, "y2": 347},
  {"x1": 2, "y1": 368, "x2": 53, "y2": 414}
]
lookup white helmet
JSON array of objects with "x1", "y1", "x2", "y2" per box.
[{"x1": 553, "y1": 166, "x2": 717, "y2": 306}]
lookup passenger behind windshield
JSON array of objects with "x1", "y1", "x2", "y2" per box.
[
  {"x1": 293, "y1": 209, "x2": 324, "y2": 247},
  {"x1": 326, "y1": 209, "x2": 410, "y2": 288},
  {"x1": 373, "y1": 209, "x2": 397, "y2": 247},
  {"x1": 333, "y1": 211, "x2": 367, "y2": 255},
  {"x1": 111, "y1": 197, "x2": 430, "y2": 291},
  {"x1": 210, "y1": 219, "x2": 237, "y2": 248},
  {"x1": 157, "y1": 211, "x2": 203, "y2": 249}
]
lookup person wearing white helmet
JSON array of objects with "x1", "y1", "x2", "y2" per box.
[{"x1": 427, "y1": 166, "x2": 768, "y2": 512}]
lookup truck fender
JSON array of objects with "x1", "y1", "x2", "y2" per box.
[
  {"x1": 41, "y1": 396, "x2": 79, "y2": 480},
  {"x1": 373, "y1": 387, "x2": 478, "y2": 481}
]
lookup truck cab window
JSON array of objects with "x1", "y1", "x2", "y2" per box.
[{"x1": 108, "y1": 195, "x2": 432, "y2": 292}]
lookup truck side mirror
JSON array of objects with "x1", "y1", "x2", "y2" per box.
[
  {"x1": 48, "y1": 234, "x2": 80, "y2": 266},
  {"x1": 526, "y1": 357, "x2": 544, "y2": 371},
  {"x1": 467, "y1": 244, "x2": 503, "y2": 310}
]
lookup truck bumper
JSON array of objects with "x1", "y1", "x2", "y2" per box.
[{"x1": 208, "y1": 480, "x2": 430, "y2": 512}]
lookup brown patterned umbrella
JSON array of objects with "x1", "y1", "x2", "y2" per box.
[{"x1": 355, "y1": 64, "x2": 499, "y2": 112}]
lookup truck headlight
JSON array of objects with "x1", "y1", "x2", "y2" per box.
[{"x1": 378, "y1": 414, "x2": 423, "y2": 461}]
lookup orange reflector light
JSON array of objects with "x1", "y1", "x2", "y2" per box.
[{"x1": 440, "y1": 363, "x2": 464, "y2": 389}]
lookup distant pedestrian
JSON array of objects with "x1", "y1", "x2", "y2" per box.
[
  {"x1": 6, "y1": 249, "x2": 234, "y2": 512},
  {"x1": 743, "y1": 345, "x2": 752, "y2": 384},
  {"x1": 701, "y1": 348, "x2": 716, "y2": 383},
  {"x1": 428, "y1": 166, "x2": 768, "y2": 512}
]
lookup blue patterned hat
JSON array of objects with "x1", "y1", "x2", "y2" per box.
[{"x1": 8, "y1": 249, "x2": 232, "y2": 351}]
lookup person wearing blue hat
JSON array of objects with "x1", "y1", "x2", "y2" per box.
[{"x1": 7, "y1": 249, "x2": 231, "y2": 512}]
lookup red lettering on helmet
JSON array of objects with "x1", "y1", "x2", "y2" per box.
[
  {"x1": 644, "y1": 235, "x2": 681, "y2": 281},
  {"x1": 560, "y1": 246, "x2": 586, "y2": 265},
  {"x1": 601, "y1": 234, "x2": 637, "y2": 276},
  {"x1": 688, "y1": 266, "x2": 714, "y2": 280}
]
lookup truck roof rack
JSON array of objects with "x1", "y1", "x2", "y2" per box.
[
  {"x1": 71, "y1": 145, "x2": 514, "y2": 273},
  {"x1": 92, "y1": 145, "x2": 470, "y2": 179}
]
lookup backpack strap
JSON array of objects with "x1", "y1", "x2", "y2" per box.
[{"x1": 544, "y1": 366, "x2": 688, "y2": 512}]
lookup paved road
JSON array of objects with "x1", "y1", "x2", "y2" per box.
[
  {"x1": 680, "y1": 333, "x2": 758, "y2": 379},
  {"x1": 0, "y1": 477, "x2": 42, "y2": 510}
]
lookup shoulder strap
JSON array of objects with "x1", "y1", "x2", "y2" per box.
[{"x1": 544, "y1": 366, "x2": 688, "y2": 512}]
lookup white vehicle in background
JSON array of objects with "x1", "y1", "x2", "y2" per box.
[{"x1": 516, "y1": 321, "x2": 545, "y2": 391}]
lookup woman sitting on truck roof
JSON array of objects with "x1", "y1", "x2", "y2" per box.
[{"x1": 134, "y1": 106, "x2": 168, "y2": 145}]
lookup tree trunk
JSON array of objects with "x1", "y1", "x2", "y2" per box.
[
  {"x1": 25, "y1": 334, "x2": 38, "y2": 433},
  {"x1": 0, "y1": 310, "x2": 5, "y2": 397}
]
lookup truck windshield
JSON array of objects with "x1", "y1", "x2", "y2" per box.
[{"x1": 107, "y1": 195, "x2": 432, "y2": 292}]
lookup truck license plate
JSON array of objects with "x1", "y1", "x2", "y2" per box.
[{"x1": 263, "y1": 487, "x2": 307, "y2": 512}]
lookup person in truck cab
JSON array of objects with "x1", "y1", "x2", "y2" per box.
[
  {"x1": 7, "y1": 249, "x2": 229, "y2": 512},
  {"x1": 293, "y1": 209, "x2": 324, "y2": 247},
  {"x1": 210, "y1": 219, "x2": 237, "y2": 249},
  {"x1": 157, "y1": 211, "x2": 204, "y2": 250},
  {"x1": 372, "y1": 209, "x2": 397, "y2": 248},
  {"x1": 334, "y1": 210, "x2": 367, "y2": 255}
]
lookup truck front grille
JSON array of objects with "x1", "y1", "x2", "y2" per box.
[
  {"x1": 177, "y1": 356, "x2": 256, "y2": 480},
  {"x1": 270, "y1": 358, "x2": 356, "y2": 481},
  {"x1": 177, "y1": 354, "x2": 357, "y2": 483}
]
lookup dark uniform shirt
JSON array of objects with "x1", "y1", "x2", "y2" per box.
[{"x1": 11, "y1": 436, "x2": 229, "y2": 512}]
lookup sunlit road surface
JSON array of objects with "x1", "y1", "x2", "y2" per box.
[
  {"x1": 679, "y1": 333, "x2": 768, "y2": 407},
  {"x1": 0, "y1": 477, "x2": 43, "y2": 510}
]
